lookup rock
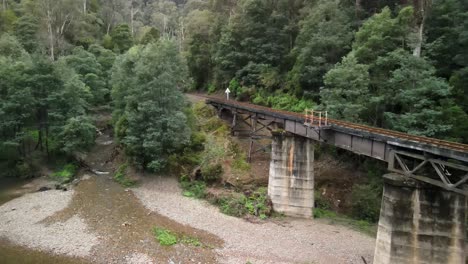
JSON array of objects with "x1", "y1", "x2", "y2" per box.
[
  {"x1": 37, "y1": 186, "x2": 51, "y2": 192},
  {"x1": 55, "y1": 184, "x2": 68, "y2": 191}
]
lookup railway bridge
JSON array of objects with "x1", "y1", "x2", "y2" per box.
[{"x1": 206, "y1": 97, "x2": 467, "y2": 264}]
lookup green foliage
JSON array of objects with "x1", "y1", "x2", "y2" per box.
[
  {"x1": 62, "y1": 46, "x2": 108, "y2": 104},
  {"x1": 353, "y1": 6, "x2": 413, "y2": 65},
  {"x1": 0, "y1": 9, "x2": 17, "y2": 33},
  {"x1": 321, "y1": 54, "x2": 370, "y2": 123},
  {"x1": 314, "y1": 191, "x2": 331, "y2": 210},
  {"x1": 200, "y1": 163, "x2": 223, "y2": 182},
  {"x1": 382, "y1": 49, "x2": 453, "y2": 137},
  {"x1": 314, "y1": 208, "x2": 376, "y2": 236},
  {"x1": 114, "y1": 163, "x2": 136, "y2": 187},
  {"x1": 180, "y1": 179, "x2": 206, "y2": 198},
  {"x1": 232, "y1": 153, "x2": 250, "y2": 172},
  {"x1": 51, "y1": 164, "x2": 77, "y2": 183},
  {"x1": 218, "y1": 187, "x2": 271, "y2": 218},
  {"x1": 111, "y1": 24, "x2": 133, "y2": 53},
  {"x1": 153, "y1": 227, "x2": 178, "y2": 246},
  {"x1": 350, "y1": 184, "x2": 381, "y2": 223},
  {"x1": 288, "y1": 0, "x2": 354, "y2": 95},
  {"x1": 112, "y1": 40, "x2": 190, "y2": 172},
  {"x1": 102, "y1": 34, "x2": 113, "y2": 50},
  {"x1": 253, "y1": 91, "x2": 315, "y2": 113},
  {"x1": 140, "y1": 27, "x2": 160, "y2": 45},
  {"x1": 14, "y1": 15, "x2": 39, "y2": 53},
  {"x1": 152, "y1": 226, "x2": 203, "y2": 247},
  {"x1": 214, "y1": 0, "x2": 289, "y2": 87},
  {"x1": 58, "y1": 116, "x2": 96, "y2": 154},
  {"x1": 219, "y1": 195, "x2": 248, "y2": 217}
]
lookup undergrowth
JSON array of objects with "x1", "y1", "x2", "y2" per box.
[
  {"x1": 51, "y1": 163, "x2": 77, "y2": 183},
  {"x1": 114, "y1": 163, "x2": 136, "y2": 187}
]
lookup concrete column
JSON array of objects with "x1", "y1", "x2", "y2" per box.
[
  {"x1": 374, "y1": 173, "x2": 467, "y2": 264},
  {"x1": 268, "y1": 132, "x2": 314, "y2": 218}
]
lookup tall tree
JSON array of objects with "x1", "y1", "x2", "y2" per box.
[
  {"x1": 214, "y1": 0, "x2": 289, "y2": 87},
  {"x1": 111, "y1": 24, "x2": 133, "y2": 53},
  {"x1": 112, "y1": 40, "x2": 191, "y2": 171},
  {"x1": 287, "y1": 0, "x2": 354, "y2": 97},
  {"x1": 321, "y1": 54, "x2": 370, "y2": 123}
]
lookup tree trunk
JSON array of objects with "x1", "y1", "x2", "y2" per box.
[
  {"x1": 2, "y1": 0, "x2": 6, "y2": 11},
  {"x1": 131, "y1": 6, "x2": 135, "y2": 36},
  {"x1": 413, "y1": 19, "x2": 424, "y2": 57},
  {"x1": 412, "y1": 0, "x2": 431, "y2": 57},
  {"x1": 46, "y1": 9, "x2": 55, "y2": 61},
  {"x1": 355, "y1": 0, "x2": 362, "y2": 17},
  {"x1": 83, "y1": 0, "x2": 87, "y2": 13}
]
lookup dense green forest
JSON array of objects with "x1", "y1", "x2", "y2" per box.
[{"x1": 1, "y1": 0, "x2": 467, "y2": 176}]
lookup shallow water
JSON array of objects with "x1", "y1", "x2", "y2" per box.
[
  {"x1": 0, "y1": 177, "x2": 27, "y2": 206},
  {"x1": 0, "y1": 238, "x2": 88, "y2": 264}
]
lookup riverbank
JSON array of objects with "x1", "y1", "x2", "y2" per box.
[{"x1": 133, "y1": 176, "x2": 376, "y2": 264}]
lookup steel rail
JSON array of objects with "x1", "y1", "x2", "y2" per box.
[{"x1": 204, "y1": 96, "x2": 468, "y2": 153}]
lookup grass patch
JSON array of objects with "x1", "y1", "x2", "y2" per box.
[
  {"x1": 152, "y1": 227, "x2": 203, "y2": 247},
  {"x1": 153, "y1": 227, "x2": 177, "y2": 246},
  {"x1": 314, "y1": 208, "x2": 377, "y2": 236},
  {"x1": 51, "y1": 163, "x2": 77, "y2": 183},
  {"x1": 114, "y1": 163, "x2": 136, "y2": 187}
]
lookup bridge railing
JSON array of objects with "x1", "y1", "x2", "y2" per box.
[{"x1": 304, "y1": 110, "x2": 328, "y2": 127}]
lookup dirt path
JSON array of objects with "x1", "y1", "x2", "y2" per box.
[{"x1": 133, "y1": 176, "x2": 376, "y2": 264}]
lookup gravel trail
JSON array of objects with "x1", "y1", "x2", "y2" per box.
[
  {"x1": 133, "y1": 176, "x2": 376, "y2": 264},
  {"x1": 0, "y1": 190, "x2": 98, "y2": 258}
]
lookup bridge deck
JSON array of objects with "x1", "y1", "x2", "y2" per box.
[{"x1": 206, "y1": 97, "x2": 468, "y2": 163}]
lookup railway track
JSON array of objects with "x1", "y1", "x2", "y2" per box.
[{"x1": 204, "y1": 96, "x2": 468, "y2": 153}]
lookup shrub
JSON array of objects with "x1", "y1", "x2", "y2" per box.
[
  {"x1": 219, "y1": 195, "x2": 248, "y2": 217},
  {"x1": 217, "y1": 187, "x2": 272, "y2": 218},
  {"x1": 114, "y1": 163, "x2": 136, "y2": 187},
  {"x1": 153, "y1": 227, "x2": 177, "y2": 246},
  {"x1": 201, "y1": 163, "x2": 223, "y2": 182},
  {"x1": 314, "y1": 191, "x2": 331, "y2": 210},
  {"x1": 207, "y1": 83, "x2": 216, "y2": 94},
  {"x1": 51, "y1": 163, "x2": 77, "y2": 183},
  {"x1": 350, "y1": 184, "x2": 381, "y2": 222},
  {"x1": 180, "y1": 179, "x2": 206, "y2": 198}
]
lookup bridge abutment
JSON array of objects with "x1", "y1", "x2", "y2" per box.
[
  {"x1": 268, "y1": 132, "x2": 314, "y2": 218},
  {"x1": 374, "y1": 173, "x2": 467, "y2": 264}
]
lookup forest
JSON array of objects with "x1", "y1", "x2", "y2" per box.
[{"x1": 0, "y1": 0, "x2": 467, "y2": 176}]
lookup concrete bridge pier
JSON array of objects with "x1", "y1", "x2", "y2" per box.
[
  {"x1": 268, "y1": 132, "x2": 314, "y2": 218},
  {"x1": 374, "y1": 173, "x2": 467, "y2": 264}
]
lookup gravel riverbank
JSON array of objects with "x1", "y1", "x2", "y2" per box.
[
  {"x1": 0, "y1": 189, "x2": 98, "y2": 258},
  {"x1": 133, "y1": 176, "x2": 376, "y2": 264}
]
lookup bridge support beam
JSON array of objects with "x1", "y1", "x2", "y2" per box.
[
  {"x1": 374, "y1": 173, "x2": 467, "y2": 264},
  {"x1": 268, "y1": 132, "x2": 314, "y2": 218}
]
